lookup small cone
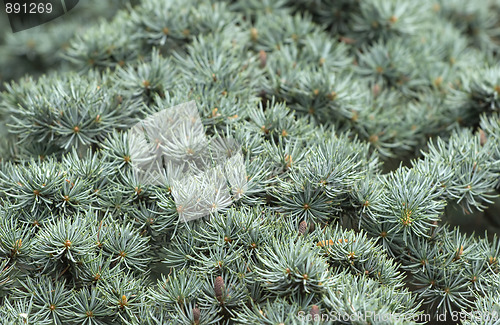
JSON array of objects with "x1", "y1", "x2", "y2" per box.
[
  {"x1": 299, "y1": 220, "x2": 308, "y2": 235},
  {"x1": 479, "y1": 129, "x2": 487, "y2": 146},
  {"x1": 310, "y1": 305, "x2": 320, "y2": 318},
  {"x1": 193, "y1": 306, "x2": 201, "y2": 325},
  {"x1": 259, "y1": 50, "x2": 267, "y2": 68},
  {"x1": 214, "y1": 276, "x2": 225, "y2": 302}
]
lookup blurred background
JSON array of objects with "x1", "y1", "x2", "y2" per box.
[{"x1": 0, "y1": 0, "x2": 138, "y2": 90}]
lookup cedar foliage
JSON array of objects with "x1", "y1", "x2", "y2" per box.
[{"x1": 1, "y1": 0, "x2": 500, "y2": 324}]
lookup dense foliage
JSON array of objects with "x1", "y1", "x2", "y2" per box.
[{"x1": 1, "y1": 0, "x2": 500, "y2": 324}]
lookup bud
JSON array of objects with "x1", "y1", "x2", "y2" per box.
[
  {"x1": 214, "y1": 276, "x2": 225, "y2": 302},
  {"x1": 120, "y1": 295, "x2": 128, "y2": 308},
  {"x1": 250, "y1": 28, "x2": 258, "y2": 41},
  {"x1": 299, "y1": 220, "x2": 308, "y2": 235},
  {"x1": 317, "y1": 239, "x2": 334, "y2": 247}
]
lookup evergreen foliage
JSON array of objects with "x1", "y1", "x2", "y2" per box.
[{"x1": 1, "y1": 0, "x2": 500, "y2": 324}]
